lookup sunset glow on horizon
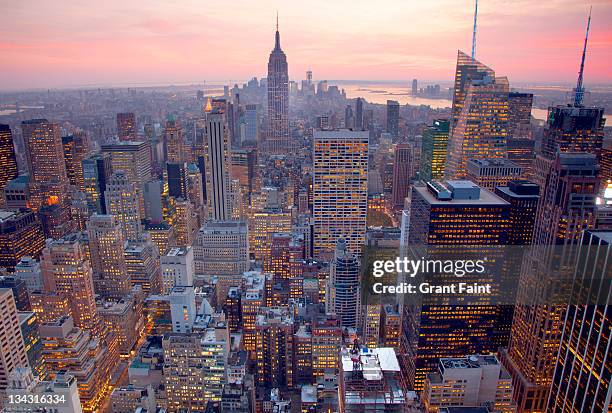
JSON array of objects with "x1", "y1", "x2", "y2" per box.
[{"x1": 1, "y1": 0, "x2": 611, "y2": 90}]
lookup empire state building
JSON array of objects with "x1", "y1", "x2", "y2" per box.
[{"x1": 266, "y1": 17, "x2": 289, "y2": 153}]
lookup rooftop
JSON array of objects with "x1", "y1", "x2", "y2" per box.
[
  {"x1": 440, "y1": 354, "x2": 499, "y2": 370},
  {"x1": 102, "y1": 140, "x2": 147, "y2": 149},
  {"x1": 341, "y1": 347, "x2": 401, "y2": 374},
  {"x1": 164, "y1": 247, "x2": 190, "y2": 257},
  {"x1": 419, "y1": 181, "x2": 508, "y2": 206},
  {"x1": 314, "y1": 129, "x2": 369, "y2": 140},
  {"x1": 468, "y1": 158, "x2": 521, "y2": 169},
  {"x1": 301, "y1": 385, "x2": 317, "y2": 403},
  {"x1": 496, "y1": 180, "x2": 540, "y2": 198}
]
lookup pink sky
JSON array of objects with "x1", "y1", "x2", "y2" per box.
[{"x1": 1, "y1": 0, "x2": 611, "y2": 90}]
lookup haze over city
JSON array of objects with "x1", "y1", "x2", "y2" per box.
[{"x1": 2, "y1": 0, "x2": 612, "y2": 89}]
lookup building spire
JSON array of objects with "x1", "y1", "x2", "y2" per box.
[
  {"x1": 471, "y1": 0, "x2": 478, "y2": 58},
  {"x1": 274, "y1": 11, "x2": 281, "y2": 50},
  {"x1": 574, "y1": 6, "x2": 592, "y2": 107}
]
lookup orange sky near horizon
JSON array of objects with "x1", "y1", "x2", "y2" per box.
[{"x1": 1, "y1": 0, "x2": 611, "y2": 90}]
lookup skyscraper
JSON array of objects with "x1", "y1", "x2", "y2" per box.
[
  {"x1": 255, "y1": 306, "x2": 295, "y2": 388},
  {"x1": 250, "y1": 203, "x2": 292, "y2": 262},
  {"x1": 124, "y1": 239, "x2": 161, "y2": 294},
  {"x1": 494, "y1": 180, "x2": 539, "y2": 245},
  {"x1": 18, "y1": 312, "x2": 45, "y2": 378},
  {"x1": 354, "y1": 98, "x2": 364, "y2": 130},
  {"x1": 0, "y1": 210, "x2": 45, "y2": 271},
  {"x1": 244, "y1": 104, "x2": 259, "y2": 143},
  {"x1": 0, "y1": 288, "x2": 29, "y2": 394},
  {"x1": 101, "y1": 140, "x2": 152, "y2": 193},
  {"x1": 507, "y1": 92, "x2": 533, "y2": 139},
  {"x1": 505, "y1": 92, "x2": 536, "y2": 177},
  {"x1": 344, "y1": 105, "x2": 354, "y2": 129},
  {"x1": 391, "y1": 143, "x2": 412, "y2": 207},
  {"x1": 204, "y1": 108, "x2": 232, "y2": 221},
  {"x1": 313, "y1": 130, "x2": 368, "y2": 259},
  {"x1": 449, "y1": 51, "x2": 495, "y2": 133},
  {"x1": 82, "y1": 153, "x2": 113, "y2": 215},
  {"x1": 267, "y1": 16, "x2": 289, "y2": 152},
  {"x1": 338, "y1": 347, "x2": 408, "y2": 413},
  {"x1": 420, "y1": 119, "x2": 450, "y2": 181},
  {"x1": 412, "y1": 79, "x2": 418, "y2": 96},
  {"x1": 386, "y1": 100, "x2": 400, "y2": 138},
  {"x1": 143, "y1": 180, "x2": 164, "y2": 224},
  {"x1": 166, "y1": 162, "x2": 187, "y2": 199},
  {"x1": 163, "y1": 116, "x2": 185, "y2": 164},
  {"x1": 21, "y1": 119, "x2": 70, "y2": 210},
  {"x1": 169, "y1": 286, "x2": 196, "y2": 333},
  {"x1": 40, "y1": 235, "x2": 101, "y2": 333},
  {"x1": 445, "y1": 72, "x2": 510, "y2": 179},
  {"x1": 61, "y1": 132, "x2": 89, "y2": 190},
  {"x1": 87, "y1": 214, "x2": 131, "y2": 299},
  {"x1": 105, "y1": 171, "x2": 143, "y2": 241},
  {"x1": 163, "y1": 325, "x2": 229, "y2": 411},
  {"x1": 422, "y1": 355, "x2": 515, "y2": 412},
  {"x1": 38, "y1": 316, "x2": 114, "y2": 412},
  {"x1": 161, "y1": 247, "x2": 194, "y2": 294},
  {"x1": 0, "y1": 125, "x2": 18, "y2": 206},
  {"x1": 466, "y1": 158, "x2": 522, "y2": 190},
  {"x1": 405, "y1": 181, "x2": 510, "y2": 390},
  {"x1": 172, "y1": 198, "x2": 198, "y2": 248},
  {"x1": 117, "y1": 112, "x2": 137, "y2": 141},
  {"x1": 532, "y1": 153, "x2": 599, "y2": 246},
  {"x1": 326, "y1": 239, "x2": 361, "y2": 329},
  {"x1": 97, "y1": 295, "x2": 140, "y2": 356},
  {"x1": 541, "y1": 106, "x2": 605, "y2": 161},
  {"x1": 193, "y1": 221, "x2": 249, "y2": 277},
  {"x1": 547, "y1": 230, "x2": 611, "y2": 412},
  {"x1": 502, "y1": 153, "x2": 600, "y2": 412}
]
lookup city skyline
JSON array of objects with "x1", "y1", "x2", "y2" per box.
[
  {"x1": 0, "y1": 1, "x2": 610, "y2": 411},
  {"x1": 1, "y1": 1, "x2": 612, "y2": 90}
]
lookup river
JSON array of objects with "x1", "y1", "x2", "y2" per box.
[{"x1": 341, "y1": 82, "x2": 610, "y2": 121}]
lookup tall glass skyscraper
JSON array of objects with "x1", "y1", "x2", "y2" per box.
[
  {"x1": 445, "y1": 74, "x2": 510, "y2": 179},
  {"x1": 326, "y1": 239, "x2": 360, "y2": 329},
  {"x1": 420, "y1": 119, "x2": 450, "y2": 181},
  {"x1": 386, "y1": 100, "x2": 400, "y2": 138},
  {"x1": 449, "y1": 51, "x2": 495, "y2": 133},
  {"x1": 548, "y1": 230, "x2": 611, "y2": 412}
]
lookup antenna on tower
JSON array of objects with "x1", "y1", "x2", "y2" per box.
[
  {"x1": 574, "y1": 6, "x2": 592, "y2": 107},
  {"x1": 471, "y1": 0, "x2": 478, "y2": 58},
  {"x1": 276, "y1": 10, "x2": 279, "y2": 31}
]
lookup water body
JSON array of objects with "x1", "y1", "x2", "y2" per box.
[
  {"x1": 341, "y1": 82, "x2": 611, "y2": 121},
  {"x1": 0, "y1": 105, "x2": 45, "y2": 116},
  {"x1": 342, "y1": 83, "x2": 452, "y2": 109}
]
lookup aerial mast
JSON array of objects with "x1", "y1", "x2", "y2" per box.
[
  {"x1": 574, "y1": 7, "x2": 592, "y2": 107},
  {"x1": 471, "y1": 0, "x2": 478, "y2": 58}
]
